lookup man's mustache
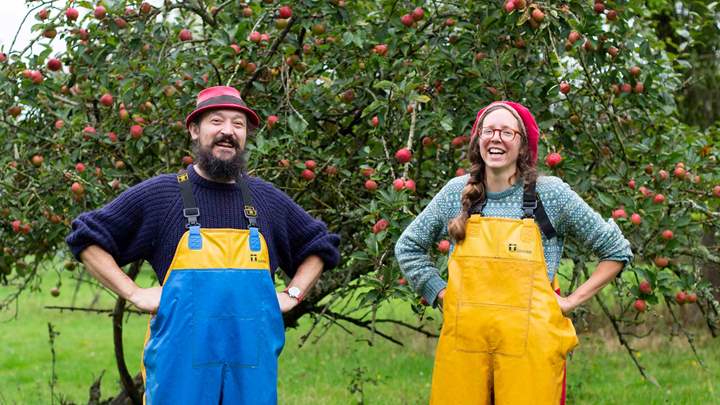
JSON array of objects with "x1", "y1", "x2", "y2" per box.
[{"x1": 213, "y1": 134, "x2": 240, "y2": 149}]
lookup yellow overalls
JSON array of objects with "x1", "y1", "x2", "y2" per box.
[{"x1": 430, "y1": 215, "x2": 578, "y2": 405}]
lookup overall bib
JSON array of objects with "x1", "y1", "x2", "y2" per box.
[
  {"x1": 141, "y1": 171, "x2": 285, "y2": 405},
  {"x1": 430, "y1": 185, "x2": 578, "y2": 405}
]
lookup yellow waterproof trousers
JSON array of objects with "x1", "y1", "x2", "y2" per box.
[{"x1": 430, "y1": 216, "x2": 578, "y2": 405}]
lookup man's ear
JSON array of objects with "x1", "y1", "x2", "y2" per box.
[{"x1": 188, "y1": 122, "x2": 200, "y2": 141}]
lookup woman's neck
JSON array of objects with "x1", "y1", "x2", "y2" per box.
[{"x1": 485, "y1": 167, "x2": 517, "y2": 193}]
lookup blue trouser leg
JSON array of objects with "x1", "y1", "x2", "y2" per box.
[{"x1": 144, "y1": 270, "x2": 284, "y2": 405}]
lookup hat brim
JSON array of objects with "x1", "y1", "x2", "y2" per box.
[{"x1": 185, "y1": 104, "x2": 261, "y2": 129}]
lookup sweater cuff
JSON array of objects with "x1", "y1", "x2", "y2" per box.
[{"x1": 421, "y1": 274, "x2": 448, "y2": 308}]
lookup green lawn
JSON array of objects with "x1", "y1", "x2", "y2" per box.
[{"x1": 1, "y1": 270, "x2": 718, "y2": 404}]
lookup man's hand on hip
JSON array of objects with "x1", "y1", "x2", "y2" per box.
[
  {"x1": 276, "y1": 291, "x2": 299, "y2": 313},
  {"x1": 129, "y1": 286, "x2": 163, "y2": 314}
]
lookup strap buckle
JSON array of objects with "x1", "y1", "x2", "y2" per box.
[
  {"x1": 244, "y1": 205, "x2": 257, "y2": 218},
  {"x1": 183, "y1": 208, "x2": 200, "y2": 227}
]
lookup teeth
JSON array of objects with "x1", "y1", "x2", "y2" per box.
[{"x1": 489, "y1": 148, "x2": 505, "y2": 154}]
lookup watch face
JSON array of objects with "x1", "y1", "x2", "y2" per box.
[{"x1": 288, "y1": 286, "x2": 301, "y2": 298}]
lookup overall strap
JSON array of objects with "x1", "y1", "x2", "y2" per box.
[
  {"x1": 236, "y1": 171, "x2": 262, "y2": 252},
  {"x1": 523, "y1": 181, "x2": 558, "y2": 239},
  {"x1": 177, "y1": 170, "x2": 200, "y2": 227},
  {"x1": 236, "y1": 171, "x2": 257, "y2": 228}
]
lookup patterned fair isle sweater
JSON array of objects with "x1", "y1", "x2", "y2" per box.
[{"x1": 394, "y1": 175, "x2": 633, "y2": 306}]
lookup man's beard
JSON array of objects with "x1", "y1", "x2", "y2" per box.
[{"x1": 192, "y1": 134, "x2": 247, "y2": 182}]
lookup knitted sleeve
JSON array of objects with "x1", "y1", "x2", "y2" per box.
[
  {"x1": 65, "y1": 175, "x2": 176, "y2": 266},
  {"x1": 537, "y1": 176, "x2": 633, "y2": 266},
  {"x1": 395, "y1": 176, "x2": 466, "y2": 306}
]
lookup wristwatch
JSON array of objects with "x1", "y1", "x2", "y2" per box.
[{"x1": 283, "y1": 286, "x2": 304, "y2": 302}]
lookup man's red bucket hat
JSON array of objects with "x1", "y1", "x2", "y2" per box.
[{"x1": 185, "y1": 86, "x2": 260, "y2": 128}]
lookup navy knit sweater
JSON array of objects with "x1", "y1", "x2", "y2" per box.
[{"x1": 66, "y1": 165, "x2": 341, "y2": 283}]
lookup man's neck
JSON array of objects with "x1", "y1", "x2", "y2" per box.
[{"x1": 193, "y1": 164, "x2": 236, "y2": 184}]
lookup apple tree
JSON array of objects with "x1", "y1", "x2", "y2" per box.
[{"x1": 1, "y1": 0, "x2": 719, "y2": 398}]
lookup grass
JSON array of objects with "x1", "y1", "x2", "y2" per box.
[{"x1": 1, "y1": 269, "x2": 718, "y2": 404}]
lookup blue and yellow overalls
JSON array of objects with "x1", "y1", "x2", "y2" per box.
[
  {"x1": 430, "y1": 182, "x2": 577, "y2": 405},
  {"x1": 141, "y1": 171, "x2": 285, "y2": 404}
]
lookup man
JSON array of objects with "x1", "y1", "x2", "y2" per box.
[{"x1": 66, "y1": 86, "x2": 340, "y2": 404}]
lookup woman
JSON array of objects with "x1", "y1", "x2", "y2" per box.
[{"x1": 395, "y1": 101, "x2": 632, "y2": 404}]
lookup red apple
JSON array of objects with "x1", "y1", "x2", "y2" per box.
[
  {"x1": 99, "y1": 93, "x2": 113, "y2": 107},
  {"x1": 94, "y1": 6, "x2": 107, "y2": 19},
  {"x1": 31, "y1": 154, "x2": 44, "y2": 167},
  {"x1": 71, "y1": 182, "x2": 84, "y2": 195},
  {"x1": 531, "y1": 8, "x2": 545, "y2": 22},
  {"x1": 675, "y1": 291, "x2": 687, "y2": 305},
  {"x1": 437, "y1": 239, "x2": 451, "y2": 253},
  {"x1": 83, "y1": 126, "x2": 96, "y2": 135},
  {"x1": 38, "y1": 8, "x2": 49, "y2": 19},
  {"x1": 412, "y1": 7, "x2": 424, "y2": 21},
  {"x1": 395, "y1": 148, "x2": 412, "y2": 163},
  {"x1": 634, "y1": 82, "x2": 644, "y2": 93},
  {"x1": 630, "y1": 66, "x2": 641, "y2": 77},
  {"x1": 654, "y1": 257, "x2": 669, "y2": 267},
  {"x1": 713, "y1": 185, "x2": 720, "y2": 198},
  {"x1": 230, "y1": 43, "x2": 241, "y2": 54},
  {"x1": 422, "y1": 136, "x2": 433, "y2": 147},
  {"x1": 653, "y1": 194, "x2": 665, "y2": 204},
  {"x1": 11, "y1": 220, "x2": 21, "y2": 233},
  {"x1": 658, "y1": 169, "x2": 669, "y2": 180},
  {"x1": 107, "y1": 132, "x2": 117, "y2": 142},
  {"x1": 630, "y1": 213, "x2": 641, "y2": 225},
  {"x1": 130, "y1": 125, "x2": 143, "y2": 139},
  {"x1": 661, "y1": 229, "x2": 673, "y2": 240},
  {"x1": 607, "y1": 9, "x2": 618, "y2": 21},
  {"x1": 456, "y1": 168, "x2": 466, "y2": 176},
  {"x1": 400, "y1": 14, "x2": 414, "y2": 27},
  {"x1": 686, "y1": 293, "x2": 697, "y2": 303},
  {"x1": 30, "y1": 70, "x2": 43, "y2": 84},
  {"x1": 545, "y1": 152, "x2": 562, "y2": 168},
  {"x1": 278, "y1": 5, "x2": 292, "y2": 19},
  {"x1": 371, "y1": 116, "x2": 379, "y2": 127},
  {"x1": 373, "y1": 44, "x2": 388, "y2": 56},
  {"x1": 611, "y1": 208, "x2": 627, "y2": 219},
  {"x1": 361, "y1": 167, "x2": 374, "y2": 177},
  {"x1": 304, "y1": 160, "x2": 317, "y2": 170},
  {"x1": 621, "y1": 83, "x2": 632, "y2": 93},
  {"x1": 568, "y1": 31, "x2": 581, "y2": 44},
  {"x1": 75, "y1": 162, "x2": 86, "y2": 173},
  {"x1": 54, "y1": 119, "x2": 64, "y2": 130},
  {"x1": 66, "y1": 7, "x2": 79, "y2": 20},
  {"x1": 372, "y1": 218, "x2": 389, "y2": 234},
  {"x1": 398, "y1": 277, "x2": 408, "y2": 285},
  {"x1": 504, "y1": 1, "x2": 516, "y2": 13},
  {"x1": 242, "y1": 7, "x2": 253, "y2": 17},
  {"x1": 364, "y1": 179, "x2": 378, "y2": 191},
  {"x1": 639, "y1": 280, "x2": 652, "y2": 295},
  {"x1": 559, "y1": 81, "x2": 571, "y2": 94},
  {"x1": 594, "y1": 2, "x2": 605, "y2": 13},
  {"x1": 633, "y1": 299, "x2": 647, "y2": 312},
  {"x1": 249, "y1": 31, "x2": 261, "y2": 43},
  {"x1": 301, "y1": 169, "x2": 315, "y2": 181},
  {"x1": 115, "y1": 17, "x2": 127, "y2": 28},
  {"x1": 628, "y1": 179, "x2": 636, "y2": 189},
  {"x1": 451, "y1": 136, "x2": 467, "y2": 148},
  {"x1": 267, "y1": 115, "x2": 279, "y2": 128},
  {"x1": 393, "y1": 178, "x2": 405, "y2": 191},
  {"x1": 404, "y1": 179, "x2": 416, "y2": 192},
  {"x1": 179, "y1": 29, "x2": 192, "y2": 41},
  {"x1": 47, "y1": 58, "x2": 62, "y2": 71},
  {"x1": 50, "y1": 287, "x2": 60, "y2": 297}
]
